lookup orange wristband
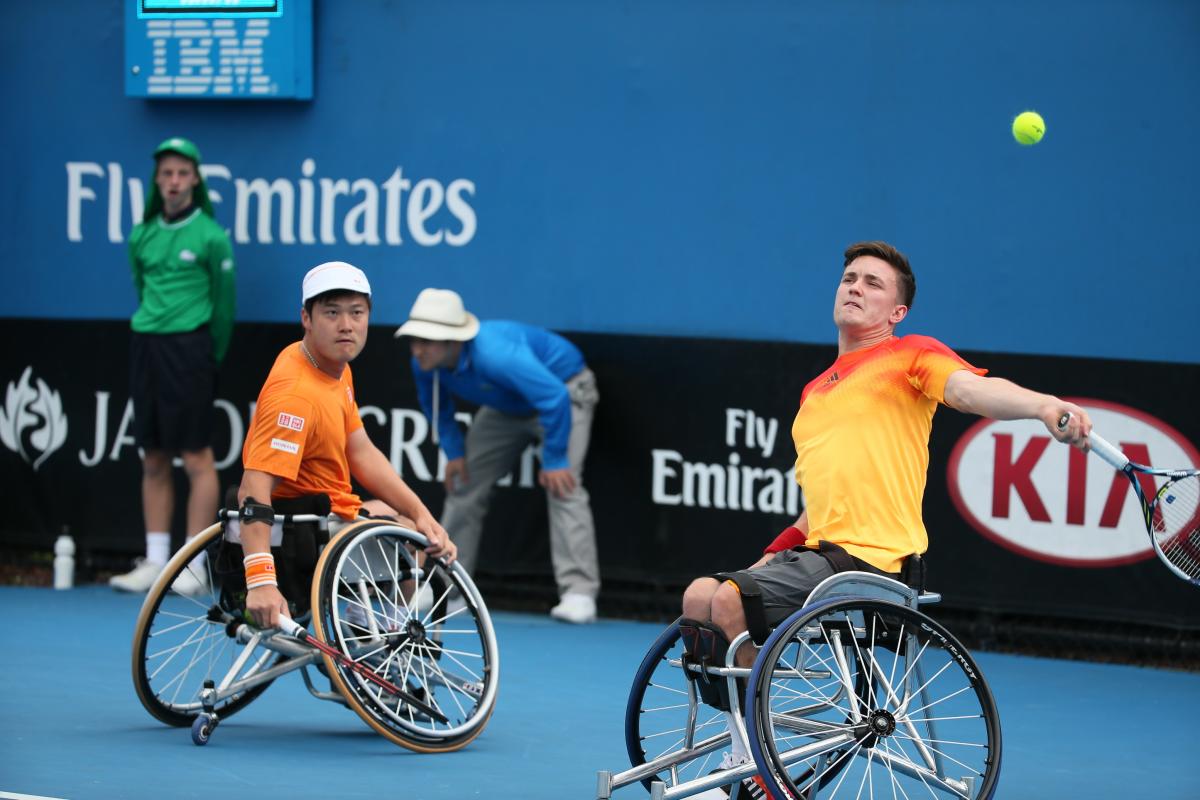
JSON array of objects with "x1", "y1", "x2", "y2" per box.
[{"x1": 244, "y1": 553, "x2": 277, "y2": 590}]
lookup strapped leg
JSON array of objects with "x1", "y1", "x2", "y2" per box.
[
  {"x1": 712, "y1": 572, "x2": 771, "y2": 646},
  {"x1": 678, "y1": 618, "x2": 738, "y2": 711}
]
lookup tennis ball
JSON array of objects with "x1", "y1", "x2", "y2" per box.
[{"x1": 1012, "y1": 111, "x2": 1045, "y2": 145}]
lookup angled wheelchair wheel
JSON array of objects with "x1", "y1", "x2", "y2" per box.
[
  {"x1": 747, "y1": 598, "x2": 1002, "y2": 800},
  {"x1": 624, "y1": 618, "x2": 733, "y2": 792},
  {"x1": 132, "y1": 523, "x2": 281, "y2": 727},
  {"x1": 311, "y1": 521, "x2": 500, "y2": 752}
]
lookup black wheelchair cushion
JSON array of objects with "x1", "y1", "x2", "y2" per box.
[{"x1": 213, "y1": 487, "x2": 331, "y2": 619}]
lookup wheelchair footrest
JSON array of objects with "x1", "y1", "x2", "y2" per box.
[{"x1": 678, "y1": 619, "x2": 745, "y2": 712}]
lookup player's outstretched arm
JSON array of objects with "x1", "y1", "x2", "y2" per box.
[
  {"x1": 943, "y1": 369, "x2": 1091, "y2": 448},
  {"x1": 345, "y1": 428, "x2": 457, "y2": 563}
]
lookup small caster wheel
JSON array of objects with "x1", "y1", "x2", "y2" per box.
[{"x1": 191, "y1": 713, "x2": 216, "y2": 746}]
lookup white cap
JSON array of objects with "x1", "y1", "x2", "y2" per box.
[
  {"x1": 302, "y1": 261, "x2": 372, "y2": 304},
  {"x1": 394, "y1": 288, "x2": 480, "y2": 341}
]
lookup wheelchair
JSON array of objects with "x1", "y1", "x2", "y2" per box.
[
  {"x1": 597, "y1": 570, "x2": 1001, "y2": 799},
  {"x1": 130, "y1": 500, "x2": 500, "y2": 752}
]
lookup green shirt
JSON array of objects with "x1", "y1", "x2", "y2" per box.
[{"x1": 129, "y1": 209, "x2": 236, "y2": 363}]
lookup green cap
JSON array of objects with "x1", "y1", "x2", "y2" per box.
[
  {"x1": 143, "y1": 136, "x2": 214, "y2": 222},
  {"x1": 153, "y1": 136, "x2": 203, "y2": 164}
]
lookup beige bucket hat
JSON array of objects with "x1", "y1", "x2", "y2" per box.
[{"x1": 394, "y1": 288, "x2": 480, "y2": 341}]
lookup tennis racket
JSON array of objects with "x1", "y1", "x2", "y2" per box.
[
  {"x1": 1071, "y1": 418, "x2": 1200, "y2": 585},
  {"x1": 277, "y1": 616, "x2": 449, "y2": 722}
]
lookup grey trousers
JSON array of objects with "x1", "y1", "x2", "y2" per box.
[{"x1": 441, "y1": 369, "x2": 601, "y2": 599}]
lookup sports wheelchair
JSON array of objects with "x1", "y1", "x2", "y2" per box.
[
  {"x1": 130, "y1": 496, "x2": 500, "y2": 752},
  {"x1": 597, "y1": 570, "x2": 1001, "y2": 799}
]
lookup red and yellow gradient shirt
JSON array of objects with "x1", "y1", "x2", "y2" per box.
[
  {"x1": 792, "y1": 335, "x2": 985, "y2": 573},
  {"x1": 242, "y1": 343, "x2": 364, "y2": 519}
]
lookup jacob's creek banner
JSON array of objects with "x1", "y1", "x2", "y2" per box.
[{"x1": 3, "y1": 321, "x2": 1198, "y2": 629}]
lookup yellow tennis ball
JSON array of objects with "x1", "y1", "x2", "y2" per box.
[{"x1": 1012, "y1": 111, "x2": 1045, "y2": 145}]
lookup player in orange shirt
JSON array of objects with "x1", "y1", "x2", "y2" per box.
[
  {"x1": 682, "y1": 241, "x2": 1095, "y2": 674},
  {"x1": 238, "y1": 261, "x2": 454, "y2": 629}
]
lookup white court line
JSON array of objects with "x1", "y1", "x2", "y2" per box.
[{"x1": 1, "y1": 792, "x2": 69, "y2": 800}]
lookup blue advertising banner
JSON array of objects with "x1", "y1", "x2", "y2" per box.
[{"x1": 3, "y1": 1, "x2": 1199, "y2": 364}]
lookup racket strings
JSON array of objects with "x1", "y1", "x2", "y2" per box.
[{"x1": 1152, "y1": 476, "x2": 1200, "y2": 580}]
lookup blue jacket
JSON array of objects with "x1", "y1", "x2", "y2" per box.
[{"x1": 411, "y1": 321, "x2": 586, "y2": 471}]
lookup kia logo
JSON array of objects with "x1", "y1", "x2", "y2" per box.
[{"x1": 947, "y1": 399, "x2": 1200, "y2": 567}]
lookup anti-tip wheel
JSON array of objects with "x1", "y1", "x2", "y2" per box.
[{"x1": 191, "y1": 713, "x2": 216, "y2": 746}]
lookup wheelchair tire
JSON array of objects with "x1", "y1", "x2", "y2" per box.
[
  {"x1": 624, "y1": 618, "x2": 734, "y2": 792},
  {"x1": 132, "y1": 523, "x2": 282, "y2": 727},
  {"x1": 311, "y1": 520, "x2": 499, "y2": 753},
  {"x1": 747, "y1": 597, "x2": 1002, "y2": 800}
]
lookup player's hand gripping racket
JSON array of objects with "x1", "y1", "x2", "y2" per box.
[
  {"x1": 1064, "y1": 415, "x2": 1200, "y2": 585},
  {"x1": 277, "y1": 616, "x2": 449, "y2": 722}
]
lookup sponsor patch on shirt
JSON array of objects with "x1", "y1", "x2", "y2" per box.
[
  {"x1": 277, "y1": 412, "x2": 305, "y2": 431},
  {"x1": 179, "y1": 249, "x2": 197, "y2": 262},
  {"x1": 270, "y1": 437, "x2": 300, "y2": 454}
]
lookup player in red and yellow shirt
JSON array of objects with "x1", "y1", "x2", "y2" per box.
[
  {"x1": 238, "y1": 262, "x2": 454, "y2": 629},
  {"x1": 788, "y1": 333, "x2": 986, "y2": 573},
  {"x1": 683, "y1": 242, "x2": 1094, "y2": 672}
]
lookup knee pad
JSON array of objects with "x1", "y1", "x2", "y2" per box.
[{"x1": 678, "y1": 618, "x2": 737, "y2": 711}]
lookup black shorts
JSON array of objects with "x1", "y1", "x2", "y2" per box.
[{"x1": 130, "y1": 327, "x2": 216, "y2": 451}]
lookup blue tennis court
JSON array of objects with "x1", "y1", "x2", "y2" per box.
[{"x1": 0, "y1": 585, "x2": 1197, "y2": 799}]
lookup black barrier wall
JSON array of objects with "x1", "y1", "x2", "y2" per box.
[{"x1": 2, "y1": 319, "x2": 1198, "y2": 630}]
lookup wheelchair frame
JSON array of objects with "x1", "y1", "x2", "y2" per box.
[
  {"x1": 131, "y1": 510, "x2": 500, "y2": 752},
  {"x1": 597, "y1": 572, "x2": 1001, "y2": 800}
]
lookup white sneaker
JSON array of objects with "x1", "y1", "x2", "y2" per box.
[
  {"x1": 406, "y1": 582, "x2": 436, "y2": 615},
  {"x1": 109, "y1": 558, "x2": 164, "y2": 592},
  {"x1": 550, "y1": 593, "x2": 596, "y2": 624},
  {"x1": 171, "y1": 567, "x2": 210, "y2": 597},
  {"x1": 709, "y1": 753, "x2": 771, "y2": 799}
]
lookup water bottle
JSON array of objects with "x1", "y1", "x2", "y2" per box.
[{"x1": 54, "y1": 534, "x2": 75, "y2": 590}]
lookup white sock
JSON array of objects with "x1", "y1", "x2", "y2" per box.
[
  {"x1": 187, "y1": 549, "x2": 208, "y2": 573},
  {"x1": 146, "y1": 532, "x2": 170, "y2": 566},
  {"x1": 727, "y1": 712, "x2": 749, "y2": 762}
]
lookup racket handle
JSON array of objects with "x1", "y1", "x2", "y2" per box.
[
  {"x1": 276, "y1": 616, "x2": 305, "y2": 638},
  {"x1": 1087, "y1": 431, "x2": 1131, "y2": 470}
]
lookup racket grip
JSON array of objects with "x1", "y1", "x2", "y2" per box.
[
  {"x1": 276, "y1": 616, "x2": 305, "y2": 638},
  {"x1": 1087, "y1": 431, "x2": 1130, "y2": 470}
]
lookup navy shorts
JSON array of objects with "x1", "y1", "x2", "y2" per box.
[{"x1": 129, "y1": 327, "x2": 216, "y2": 451}]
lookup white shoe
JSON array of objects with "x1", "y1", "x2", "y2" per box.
[
  {"x1": 717, "y1": 752, "x2": 751, "y2": 770},
  {"x1": 406, "y1": 581, "x2": 436, "y2": 615},
  {"x1": 343, "y1": 602, "x2": 391, "y2": 631},
  {"x1": 708, "y1": 753, "x2": 771, "y2": 799},
  {"x1": 171, "y1": 567, "x2": 210, "y2": 597},
  {"x1": 109, "y1": 558, "x2": 164, "y2": 592},
  {"x1": 550, "y1": 593, "x2": 596, "y2": 624}
]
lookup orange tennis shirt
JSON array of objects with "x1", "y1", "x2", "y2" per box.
[
  {"x1": 242, "y1": 343, "x2": 364, "y2": 519},
  {"x1": 793, "y1": 335, "x2": 986, "y2": 573}
]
